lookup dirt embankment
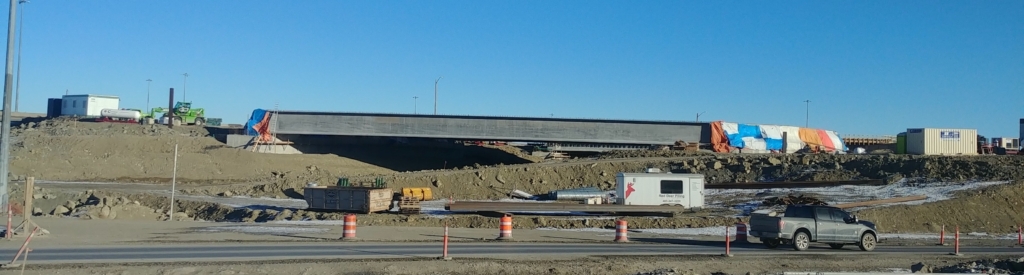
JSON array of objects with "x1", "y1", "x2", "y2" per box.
[
  {"x1": 182, "y1": 153, "x2": 1024, "y2": 203},
  {"x1": 857, "y1": 181, "x2": 1024, "y2": 234},
  {"x1": 13, "y1": 255, "x2": 1022, "y2": 275},
  {"x1": 8, "y1": 118, "x2": 396, "y2": 184}
]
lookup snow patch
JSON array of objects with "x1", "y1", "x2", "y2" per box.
[{"x1": 705, "y1": 180, "x2": 1009, "y2": 210}]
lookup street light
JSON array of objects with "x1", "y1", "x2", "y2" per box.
[
  {"x1": 433, "y1": 76, "x2": 442, "y2": 115},
  {"x1": 146, "y1": 79, "x2": 152, "y2": 111},
  {"x1": 0, "y1": 0, "x2": 21, "y2": 219},
  {"x1": 13, "y1": 0, "x2": 24, "y2": 112},
  {"x1": 181, "y1": 73, "x2": 188, "y2": 101},
  {"x1": 413, "y1": 96, "x2": 418, "y2": 114},
  {"x1": 696, "y1": 111, "x2": 705, "y2": 122},
  {"x1": 803, "y1": 100, "x2": 811, "y2": 127}
]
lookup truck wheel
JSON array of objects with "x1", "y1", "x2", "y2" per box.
[
  {"x1": 858, "y1": 232, "x2": 877, "y2": 251},
  {"x1": 194, "y1": 117, "x2": 205, "y2": 126},
  {"x1": 828, "y1": 243, "x2": 845, "y2": 249},
  {"x1": 792, "y1": 231, "x2": 810, "y2": 251},
  {"x1": 761, "y1": 238, "x2": 780, "y2": 249}
]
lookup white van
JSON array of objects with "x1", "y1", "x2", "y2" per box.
[{"x1": 615, "y1": 171, "x2": 704, "y2": 208}]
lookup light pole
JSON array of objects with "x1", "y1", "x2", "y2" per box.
[
  {"x1": 13, "y1": 0, "x2": 23, "y2": 112},
  {"x1": 433, "y1": 76, "x2": 442, "y2": 115},
  {"x1": 146, "y1": 79, "x2": 152, "y2": 111},
  {"x1": 696, "y1": 111, "x2": 705, "y2": 122},
  {"x1": 181, "y1": 73, "x2": 188, "y2": 101},
  {"x1": 0, "y1": 0, "x2": 20, "y2": 215},
  {"x1": 803, "y1": 100, "x2": 810, "y2": 127},
  {"x1": 413, "y1": 96, "x2": 418, "y2": 114}
]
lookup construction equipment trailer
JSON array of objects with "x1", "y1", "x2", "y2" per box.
[{"x1": 144, "y1": 101, "x2": 207, "y2": 126}]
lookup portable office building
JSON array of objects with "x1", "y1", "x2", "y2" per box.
[
  {"x1": 61, "y1": 94, "x2": 119, "y2": 117},
  {"x1": 905, "y1": 128, "x2": 978, "y2": 155},
  {"x1": 615, "y1": 171, "x2": 704, "y2": 208}
]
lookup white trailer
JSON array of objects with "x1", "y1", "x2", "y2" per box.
[
  {"x1": 615, "y1": 172, "x2": 704, "y2": 208},
  {"x1": 61, "y1": 94, "x2": 120, "y2": 117}
]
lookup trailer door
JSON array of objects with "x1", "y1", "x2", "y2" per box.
[{"x1": 689, "y1": 177, "x2": 704, "y2": 208}]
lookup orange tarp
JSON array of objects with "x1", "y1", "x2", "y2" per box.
[
  {"x1": 710, "y1": 121, "x2": 731, "y2": 153},
  {"x1": 816, "y1": 129, "x2": 836, "y2": 152},
  {"x1": 251, "y1": 112, "x2": 273, "y2": 142},
  {"x1": 798, "y1": 127, "x2": 823, "y2": 151}
]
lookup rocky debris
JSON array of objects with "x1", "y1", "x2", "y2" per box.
[
  {"x1": 761, "y1": 194, "x2": 828, "y2": 206},
  {"x1": 600, "y1": 150, "x2": 715, "y2": 159},
  {"x1": 935, "y1": 257, "x2": 1024, "y2": 274},
  {"x1": 634, "y1": 269, "x2": 682, "y2": 275},
  {"x1": 911, "y1": 262, "x2": 931, "y2": 273},
  {"x1": 14, "y1": 117, "x2": 209, "y2": 137}
]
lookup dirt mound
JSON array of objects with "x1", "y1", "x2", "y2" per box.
[
  {"x1": 185, "y1": 154, "x2": 1024, "y2": 203},
  {"x1": 856, "y1": 181, "x2": 1024, "y2": 234},
  {"x1": 598, "y1": 150, "x2": 715, "y2": 159},
  {"x1": 935, "y1": 257, "x2": 1024, "y2": 274},
  {"x1": 14, "y1": 116, "x2": 209, "y2": 137},
  {"x1": 761, "y1": 194, "x2": 828, "y2": 206},
  {"x1": 7, "y1": 118, "x2": 395, "y2": 183}
]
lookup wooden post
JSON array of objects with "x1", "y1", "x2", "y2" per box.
[
  {"x1": 22, "y1": 177, "x2": 32, "y2": 236},
  {"x1": 781, "y1": 132, "x2": 788, "y2": 153}
]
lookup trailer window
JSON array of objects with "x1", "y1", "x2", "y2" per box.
[{"x1": 660, "y1": 180, "x2": 684, "y2": 194}]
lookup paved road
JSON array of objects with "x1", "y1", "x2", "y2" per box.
[{"x1": 0, "y1": 242, "x2": 1019, "y2": 264}]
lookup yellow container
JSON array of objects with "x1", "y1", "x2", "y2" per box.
[{"x1": 401, "y1": 187, "x2": 433, "y2": 201}]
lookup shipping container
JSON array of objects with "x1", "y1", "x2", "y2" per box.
[
  {"x1": 615, "y1": 171, "x2": 704, "y2": 208},
  {"x1": 46, "y1": 98, "x2": 62, "y2": 118},
  {"x1": 905, "y1": 128, "x2": 978, "y2": 155},
  {"x1": 303, "y1": 186, "x2": 393, "y2": 213},
  {"x1": 895, "y1": 132, "x2": 907, "y2": 154}
]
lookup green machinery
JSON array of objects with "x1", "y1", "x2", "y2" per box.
[{"x1": 145, "y1": 101, "x2": 207, "y2": 125}]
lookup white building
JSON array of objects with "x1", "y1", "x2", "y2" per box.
[{"x1": 61, "y1": 94, "x2": 119, "y2": 117}]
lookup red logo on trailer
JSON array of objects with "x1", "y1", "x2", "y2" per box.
[{"x1": 625, "y1": 182, "x2": 636, "y2": 199}]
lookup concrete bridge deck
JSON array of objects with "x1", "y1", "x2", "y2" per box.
[{"x1": 268, "y1": 111, "x2": 711, "y2": 146}]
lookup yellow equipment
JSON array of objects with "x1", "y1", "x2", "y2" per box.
[{"x1": 401, "y1": 187, "x2": 433, "y2": 201}]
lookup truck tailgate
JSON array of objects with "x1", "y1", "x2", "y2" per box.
[{"x1": 749, "y1": 212, "x2": 782, "y2": 233}]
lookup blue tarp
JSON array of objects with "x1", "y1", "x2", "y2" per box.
[
  {"x1": 737, "y1": 124, "x2": 762, "y2": 138},
  {"x1": 727, "y1": 124, "x2": 763, "y2": 148},
  {"x1": 244, "y1": 109, "x2": 268, "y2": 136},
  {"x1": 764, "y1": 138, "x2": 783, "y2": 150}
]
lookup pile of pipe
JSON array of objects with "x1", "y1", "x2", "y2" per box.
[{"x1": 547, "y1": 187, "x2": 607, "y2": 201}]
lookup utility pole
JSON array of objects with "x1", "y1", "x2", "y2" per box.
[
  {"x1": 433, "y1": 76, "x2": 442, "y2": 115},
  {"x1": 181, "y1": 73, "x2": 188, "y2": 102},
  {"x1": 0, "y1": 0, "x2": 20, "y2": 213},
  {"x1": 413, "y1": 96, "x2": 418, "y2": 114},
  {"x1": 12, "y1": 0, "x2": 22, "y2": 112},
  {"x1": 146, "y1": 79, "x2": 152, "y2": 112},
  {"x1": 803, "y1": 100, "x2": 811, "y2": 127}
]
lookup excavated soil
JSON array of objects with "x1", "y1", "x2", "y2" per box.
[
  {"x1": 9, "y1": 118, "x2": 396, "y2": 184},
  {"x1": 857, "y1": 180, "x2": 1024, "y2": 234},
  {"x1": 7, "y1": 117, "x2": 1024, "y2": 233}
]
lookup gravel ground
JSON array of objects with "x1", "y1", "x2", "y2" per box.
[{"x1": 4, "y1": 254, "x2": 1020, "y2": 275}]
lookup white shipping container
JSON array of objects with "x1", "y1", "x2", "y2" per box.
[
  {"x1": 615, "y1": 172, "x2": 704, "y2": 208},
  {"x1": 60, "y1": 94, "x2": 119, "y2": 117},
  {"x1": 906, "y1": 128, "x2": 978, "y2": 155}
]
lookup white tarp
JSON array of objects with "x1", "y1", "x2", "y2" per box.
[
  {"x1": 759, "y1": 125, "x2": 783, "y2": 139},
  {"x1": 778, "y1": 126, "x2": 805, "y2": 153},
  {"x1": 824, "y1": 130, "x2": 846, "y2": 151}
]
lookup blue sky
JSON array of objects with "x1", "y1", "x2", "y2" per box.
[{"x1": 12, "y1": 1, "x2": 1024, "y2": 137}]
